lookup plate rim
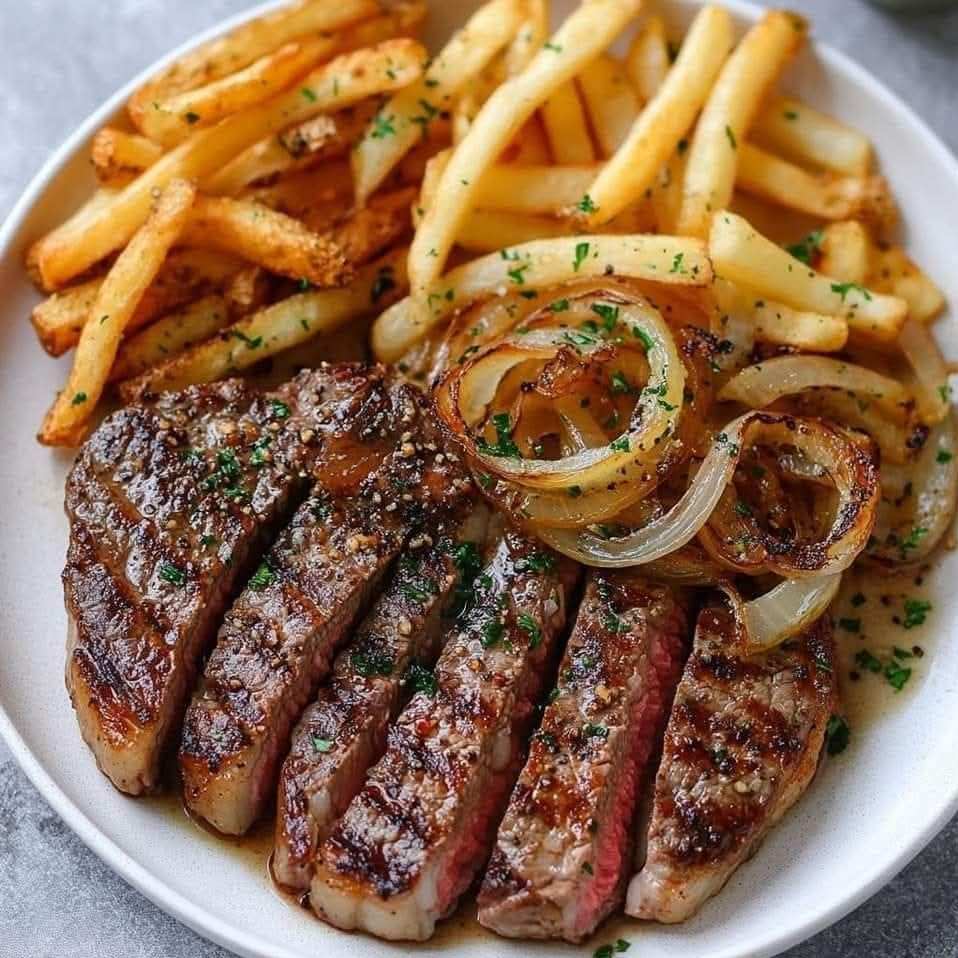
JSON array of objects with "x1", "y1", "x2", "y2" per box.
[{"x1": 2, "y1": 2, "x2": 957, "y2": 957}]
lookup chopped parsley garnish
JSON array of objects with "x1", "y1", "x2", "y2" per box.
[
  {"x1": 159, "y1": 562, "x2": 186, "y2": 586},
  {"x1": 516, "y1": 551, "x2": 556, "y2": 574},
  {"x1": 825, "y1": 715, "x2": 850, "y2": 756},
  {"x1": 269, "y1": 399, "x2": 290, "y2": 419},
  {"x1": 633, "y1": 327, "x2": 654, "y2": 351},
  {"x1": 403, "y1": 660, "x2": 438, "y2": 696},
  {"x1": 71, "y1": 391, "x2": 87, "y2": 406},
  {"x1": 669, "y1": 251, "x2": 685, "y2": 274},
  {"x1": 937, "y1": 449, "x2": 954, "y2": 464},
  {"x1": 517, "y1": 613, "x2": 542, "y2": 648},
  {"x1": 249, "y1": 561, "x2": 275, "y2": 591},
  {"x1": 200, "y1": 534, "x2": 217, "y2": 548},
  {"x1": 301, "y1": 87, "x2": 317, "y2": 102},
  {"x1": 577, "y1": 193, "x2": 598, "y2": 214},
  {"x1": 311, "y1": 736, "x2": 334, "y2": 753},
  {"x1": 610, "y1": 370, "x2": 632, "y2": 394},
  {"x1": 371, "y1": 266, "x2": 396, "y2": 303},
  {"x1": 855, "y1": 649, "x2": 882, "y2": 673},
  {"x1": 477, "y1": 412, "x2": 521, "y2": 458},
  {"x1": 884, "y1": 659, "x2": 912, "y2": 692},
  {"x1": 250, "y1": 435, "x2": 271, "y2": 467},
  {"x1": 591, "y1": 302, "x2": 619, "y2": 330},
  {"x1": 506, "y1": 261, "x2": 531, "y2": 285},
  {"x1": 838, "y1": 617, "x2": 861, "y2": 633},
  {"x1": 725, "y1": 124, "x2": 737, "y2": 148},
  {"x1": 610, "y1": 435, "x2": 630, "y2": 452},
  {"x1": 550, "y1": 298, "x2": 570, "y2": 312},
  {"x1": 899, "y1": 525, "x2": 928, "y2": 556},
  {"x1": 448, "y1": 541, "x2": 484, "y2": 620},
  {"x1": 734, "y1": 500, "x2": 753, "y2": 518},
  {"x1": 903, "y1": 597, "x2": 932, "y2": 629},
  {"x1": 573, "y1": 241, "x2": 590, "y2": 272},
  {"x1": 351, "y1": 649, "x2": 394, "y2": 677},
  {"x1": 231, "y1": 329, "x2": 262, "y2": 349},
  {"x1": 583, "y1": 723, "x2": 609, "y2": 739},
  {"x1": 830, "y1": 281, "x2": 872, "y2": 302},
  {"x1": 370, "y1": 113, "x2": 396, "y2": 138},
  {"x1": 544, "y1": 41, "x2": 563, "y2": 52},
  {"x1": 481, "y1": 619, "x2": 505, "y2": 647},
  {"x1": 400, "y1": 577, "x2": 437, "y2": 603},
  {"x1": 785, "y1": 229, "x2": 824, "y2": 266},
  {"x1": 783, "y1": 108, "x2": 799, "y2": 120}
]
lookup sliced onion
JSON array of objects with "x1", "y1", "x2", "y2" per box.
[
  {"x1": 435, "y1": 287, "x2": 685, "y2": 493},
  {"x1": 719, "y1": 355, "x2": 908, "y2": 419},
  {"x1": 539, "y1": 412, "x2": 879, "y2": 572},
  {"x1": 868, "y1": 411, "x2": 958, "y2": 565},
  {"x1": 898, "y1": 318, "x2": 952, "y2": 425},
  {"x1": 720, "y1": 575, "x2": 842, "y2": 653}
]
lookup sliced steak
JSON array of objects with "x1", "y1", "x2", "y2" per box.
[
  {"x1": 64, "y1": 364, "x2": 388, "y2": 794},
  {"x1": 310, "y1": 532, "x2": 580, "y2": 941},
  {"x1": 478, "y1": 571, "x2": 688, "y2": 942},
  {"x1": 179, "y1": 386, "x2": 479, "y2": 835},
  {"x1": 273, "y1": 505, "x2": 490, "y2": 891},
  {"x1": 626, "y1": 606, "x2": 837, "y2": 923}
]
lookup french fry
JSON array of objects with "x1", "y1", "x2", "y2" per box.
[
  {"x1": 869, "y1": 245, "x2": 945, "y2": 323},
  {"x1": 752, "y1": 95, "x2": 872, "y2": 176},
  {"x1": 39, "y1": 179, "x2": 196, "y2": 446},
  {"x1": 140, "y1": 36, "x2": 341, "y2": 146},
  {"x1": 109, "y1": 294, "x2": 231, "y2": 381},
  {"x1": 736, "y1": 142, "x2": 896, "y2": 227},
  {"x1": 327, "y1": 188, "x2": 415, "y2": 264},
  {"x1": 31, "y1": 248, "x2": 241, "y2": 356},
  {"x1": 583, "y1": 6, "x2": 732, "y2": 226},
  {"x1": 413, "y1": 150, "x2": 452, "y2": 228},
  {"x1": 29, "y1": 39, "x2": 426, "y2": 290},
  {"x1": 649, "y1": 148, "x2": 687, "y2": 234},
  {"x1": 182, "y1": 195, "x2": 349, "y2": 286},
  {"x1": 121, "y1": 248, "x2": 408, "y2": 398},
  {"x1": 709, "y1": 211, "x2": 907, "y2": 341},
  {"x1": 676, "y1": 10, "x2": 806, "y2": 238},
  {"x1": 474, "y1": 162, "x2": 602, "y2": 214},
  {"x1": 503, "y1": 115, "x2": 552, "y2": 164},
  {"x1": 128, "y1": 0, "x2": 381, "y2": 129},
  {"x1": 541, "y1": 81, "x2": 596, "y2": 165},
  {"x1": 90, "y1": 129, "x2": 163, "y2": 184},
  {"x1": 817, "y1": 220, "x2": 871, "y2": 284},
  {"x1": 224, "y1": 266, "x2": 273, "y2": 316},
  {"x1": 626, "y1": 14, "x2": 670, "y2": 101},
  {"x1": 455, "y1": 208, "x2": 570, "y2": 252},
  {"x1": 352, "y1": 0, "x2": 523, "y2": 206},
  {"x1": 374, "y1": 233, "x2": 712, "y2": 362},
  {"x1": 500, "y1": 0, "x2": 550, "y2": 77},
  {"x1": 576, "y1": 55, "x2": 639, "y2": 157},
  {"x1": 207, "y1": 103, "x2": 376, "y2": 196},
  {"x1": 728, "y1": 190, "x2": 821, "y2": 246},
  {"x1": 242, "y1": 162, "x2": 353, "y2": 216},
  {"x1": 407, "y1": 0, "x2": 642, "y2": 303}
]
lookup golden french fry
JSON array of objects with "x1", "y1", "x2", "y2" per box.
[
  {"x1": 752, "y1": 95, "x2": 872, "y2": 177},
  {"x1": 30, "y1": 248, "x2": 241, "y2": 356},
  {"x1": 677, "y1": 10, "x2": 806, "y2": 238},
  {"x1": 648, "y1": 147, "x2": 687, "y2": 234},
  {"x1": 541, "y1": 81, "x2": 596, "y2": 165},
  {"x1": 128, "y1": 0, "x2": 380, "y2": 129},
  {"x1": 29, "y1": 39, "x2": 425, "y2": 290},
  {"x1": 408, "y1": 0, "x2": 642, "y2": 303},
  {"x1": 183, "y1": 195, "x2": 349, "y2": 286},
  {"x1": 709, "y1": 210, "x2": 906, "y2": 341},
  {"x1": 242, "y1": 162, "x2": 353, "y2": 216},
  {"x1": 352, "y1": 0, "x2": 523, "y2": 206},
  {"x1": 728, "y1": 190, "x2": 821, "y2": 246},
  {"x1": 474, "y1": 162, "x2": 602, "y2": 214},
  {"x1": 328, "y1": 188, "x2": 415, "y2": 264},
  {"x1": 625, "y1": 14, "x2": 670, "y2": 101},
  {"x1": 413, "y1": 150, "x2": 452, "y2": 228},
  {"x1": 584, "y1": 5, "x2": 732, "y2": 226},
  {"x1": 455, "y1": 208, "x2": 570, "y2": 251},
  {"x1": 500, "y1": 0, "x2": 550, "y2": 77},
  {"x1": 139, "y1": 36, "x2": 340, "y2": 146},
  {"x1": 576, "y1": 55, "x2": 639, "y2": 157},
  {"x1": 869, "y1": 245, "x2": 946, "y2": 323},
  {"x1": 39, "y1": 179, "x2": 196, "y2": 446},
  {"x1": 122, "y1": 248, "x2": 407, "y2": 398},
  {"x1": 207, "y1": 103, "x2": 375, "y2": 196},
  {"x1": 503, "y1": 115, "x2": 552, "y2": 164},
  {"x1": 374, "y1": 233, "x2": 712, "y2": 362},
  {"x1": 736, "y1": 142, "x2": 896, "y2": 227},
  {"x1": 109, "y1": 294, "x2": 231, "y2": 381},
  {"x1": 817, "y1": 220, "x2": 871, "y2": 284},
  {"x1": 90, "y1": 129, "x2": 163, "y2": 184}
]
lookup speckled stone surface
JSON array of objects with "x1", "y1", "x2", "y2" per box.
[{"x1": 1, "y1": 1, "x2": 957, "y2": 955}]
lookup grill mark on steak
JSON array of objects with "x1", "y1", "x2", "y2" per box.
[
  {"x1": 478, "y1": 571, "x2": 688, "y2": 942},
  {"x1": 179, "y1": 385, "x2": 481, "y2": 836},
  {"x1": 64, "y1": 365, "x2": 386, "y2": 795},
  {"x1": 625, "y1": 606, "x2": 837, "y2": 923},
  {"x1": 309, "y1": 530, "x2": 580, "y2": 941},
  {"x1": 273, "y1": 504, "x2": 490, "y2": 891}
]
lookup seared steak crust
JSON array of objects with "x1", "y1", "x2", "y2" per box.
[
  {"x1": 273, "y1": 505, "x2": 489, "y2": 890},
  {"x1": 179, "y1": 385, "x2": 480, "y2": 835},
  {"x1": 626, "y1": 607, "x2": 837, "y2": 923},
  {"x1": 310, "y1": 531, "x2": 580, "y2": 941},
  {"x1": 64, "y1": 365, "x2": 382, "y2": 794},
  {"x1": 479, "y1": 572, "x2": 687, "y2": 942}
]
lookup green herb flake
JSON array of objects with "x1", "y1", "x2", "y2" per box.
[
  {"x1": 610, "y1": 435, "x2": 629, "y2": 452},
  {"x1": 830, "y1": 281, "x2": 872, "y2": 302},
  {"x1": 301, "y1": 87, "x2": 317, "y2": 103},
  {"x1": 854, "y1": 649, "x2": 882, "y2": 673},
  {"x1": 249, "y1": 561, "x2": 275, "y2": 591},
  {"x1": 783, "y1": 109, "x2": 799, "y2": 120},
  {"x1": 725, "y1": 124, "x2": 737, "y2": 149},
  {"x1": 884, "y1": 659, "x2": 912, "y2": 692},
  {"x1": 568, "y1": 484, "x2": 583, "y2": 498},
  {"x1": 351, "y1": 649, "x2": 394, "y2": 677},
  {"x1": 477, "y1": 412, "x2": 521, "y2": 459},
  {"x1": 516, "y1": 551, "x2": 556, "y2": 574},
  {"x1": 159, "y1": 562, "x2": 186, "y2": 586},
  {"x1": 591, "y1": 302, "x2": 619, "y2": 331},
  {"x1": 269, "y1": 399, "x2": 291, "y2": 419},
  {"x1": 610, "y1": 370, "x2": 632, "y2": 394},
  {"x1": 71, "y1": 391, "x2": 88, "y2": 406},
  {"x1": 403, "y1": 660, "x2": 438, "y2": 696},
  {"x1": 311, "y1": 736, "x2": 334, "y2": 753},
  {"x1": 633, "y1": 327, "x2": 654, "y2": 351},
  {"x1": 481, "y1": 619, "x2": 505, "y2": 647},
  {"x1": 517, "y1": 612, "x2": 543, "y2": 648},
  {"x1": 584, "y1": 723, "x2": 609, "y2": 739},
  {"x1": 785, "y1": 229, "x2": 824, "y2": 266},
  {"x1": 550, "y1": 298, "x2": 570, "y2": 312},
  {"x1": 669, "y1": 251, "x2": 685, "y2": 274},
  {"x1": 370, "y1": 113, "x2": 396, "y2": 139},
  {"x1": 573, "y1": 241, "x2": 590, "y2": 272},
  {"x1": 903, "y1": 597, "x2": 932, "y2": 629},
  {"x1": 577, "y1": 193, "x2": 598, "y2": 214},
  {"x1": 838, "y1": 617, "x2": 861, "y2": 633},
  {"x1": 937, "y1": 449, "x2": 954, "y2": 464},
  {"x1": 825, "y1": 715, "x2": 850, "y2": 755},
  {"x1": 544, "y1": 41, "x2": 563, "y2": 52}
]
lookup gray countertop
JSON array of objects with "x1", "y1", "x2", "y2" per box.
[{"x1": 2, "y1": 1, "x2": 957, "y2": 955}]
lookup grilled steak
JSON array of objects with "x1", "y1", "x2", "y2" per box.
[
  {"x1": 64, "y1": 365, "x2": 387, "y2": 794},
  {"x1": 626, "y1": 606, "x2": 837, "y2": 923},
  {"x1": 273, "y1": 505, "x2": 490, "y2": 890},
  {"x1": 478, "y1": 571, "x2": 688, "y2": 942},
  {"x1": 310, "y1": 531, "x2": 579, "y2": 941},
  {"x1": 179, "y1": 385, "x2": 480, "y2": 835}
]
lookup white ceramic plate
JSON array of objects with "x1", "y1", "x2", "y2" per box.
[{"x1": 3, "y1": 2, "x2": 958, "y2": 956}]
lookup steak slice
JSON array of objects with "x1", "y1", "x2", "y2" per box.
[
  {"x1": 478, "y1": 571, "x2": 688, "y2": 942},
  {"x1": 310, "y1": 531, "x2": 580, "y2": 941},
  {"x1": 626, "y1": 606, "x2": 837, "y2": 923},
  {"x1": 179, "y1": 386, "x2": 479, "y2": 835},
  {"x1": 64, "y1": 364, "x2": 388, "y2": 795},
  {"x1": 273, "y1": 504, "x2": 490, "y2": 891}
]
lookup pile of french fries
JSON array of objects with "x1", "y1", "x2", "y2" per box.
[{"x1": 26, "y1": 0, "x2": 947, "y2": 448}]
